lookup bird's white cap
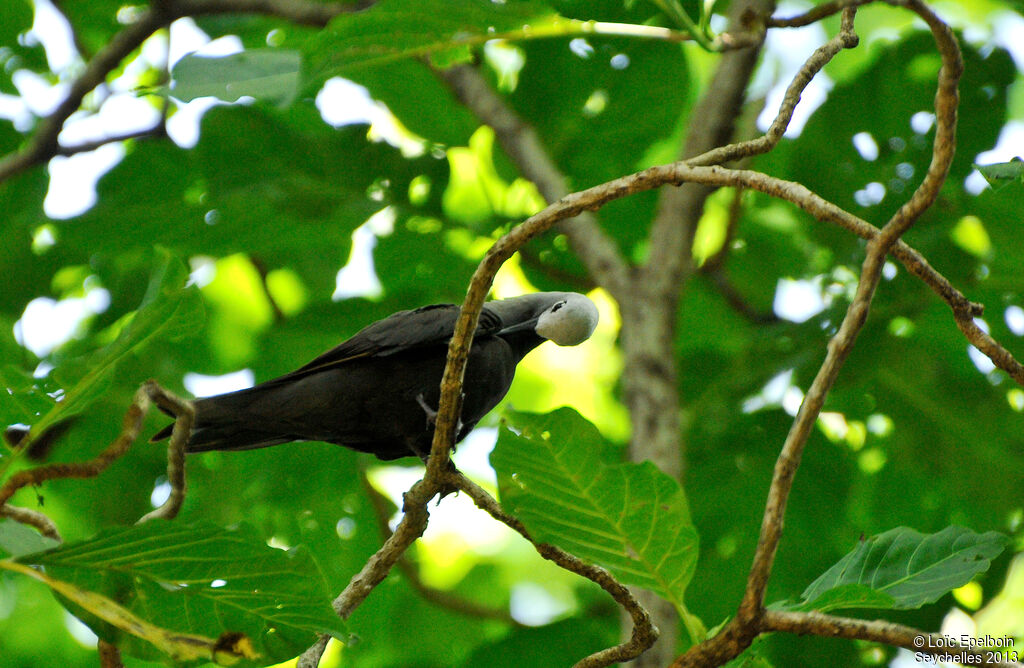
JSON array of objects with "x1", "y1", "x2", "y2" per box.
[{"x1": 535, "y1": 293, "x2": 599, "y2": 346}]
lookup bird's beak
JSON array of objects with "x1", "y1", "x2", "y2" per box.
[{"x1": 497, "y1": 317, "x2": 540, "y2": 336}]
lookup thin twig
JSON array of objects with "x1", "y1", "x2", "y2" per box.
[
  {"x1": 452, "y1": 473, "x2": 657, "y2": 668},
  {"x1": 0, "y1": 381, "x2": 193, "y2": 537},
  {"x1": 0, "y1": 385, "x2": 152, "y2": 508},
  {"x1": 296, "y1": 635, "x2": 331, "y2": 668},
  {"x1": 741, "y1": 0, "x2": 960, "y2": 627},
  {"x1": 670, "y1": 4, "x2": 968, "y2": 666},
  {"x1": 0, "y1": 504, "x2": 62, "y2": 541},
  {"x1": 330, "y1": 478, "x2": 435, "y2": 617},
  {"x1": 300, "y1": 475, "x2": 437, "y2": 668},
  {"x1": 766, "y1": 0, "x2": 873, "y2": 28},
  {"x1": 763, "y1": 610, "x2": 1023, "y2": 668},
  {"x1": 685, "y1": 17, "x2": 860, "y2": 169},
  {"x1": 52, "y1": 125, "x2": 167, "y2": 159},
  {"x1": 97, "y1": 640, "x2": 125, "y2": 668},
  {"x1": 137, "y1": 381, "x2": 192, "y2": 523},
  {"x1": 699, "y1": 187, "x2": 781, "y2": 324},
  {"x1": 361, "y1": 471, "x2": 519, "y2": 624},
  {"x1": 250, "y1": 256, "x2": 286, "y2": 323}
]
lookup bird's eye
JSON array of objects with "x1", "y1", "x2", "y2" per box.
[{"x1": 551, "y1": 301, "x2": 566, "y2": 312}]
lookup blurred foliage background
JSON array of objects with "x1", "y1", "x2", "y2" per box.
[{"x1": 1, "y1": 0, "x2": 1023, "y2": 666}]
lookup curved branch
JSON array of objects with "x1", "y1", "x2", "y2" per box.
[
  {"x1": 0, "y1": 385, "x2": 152, "y2": 508},
  {"x1": 766, "y1": 0, "x2": 873, "y2": 28},
  {"x1": 686, "y1": 14, "x2": 860, "y2": 169},
  {"x1": 672, "y1": 3, "x2": 975, "y2": 666},
  {"x1": 0, "y1": 503, "x2": 62, "y2": 541},
  {"x1": 361, "y1": 471, "x2": 519, "y2": 624},
  {"x1": 453, "y1": 473, "x2": 657, "y2": 668},
  {"x1": 137, "y1": 381, "x2": 193, "y2": 523},
  {"x1": 740, "y1": 0, "x2": 963, "y2": 622},
  {"x1": 0, "y1": 381, "x2": 193, "y2": 535}
]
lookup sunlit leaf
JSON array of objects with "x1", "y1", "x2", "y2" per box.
[
  {"x1": 789, "y1": 526, "x2": 1009, "y2": 612},
  {"x1": 975, "y1": 159, "x2": 1024, "y2": 189},
  {"x1": 950, "y1": 215, "x2": 992, "y2": 258},
  {"x1": 8, "y1": 521, "x2": 345, "y2": 664},
  {"x1": 492, "y1": 408, "x2": 698, "y2": 616}
]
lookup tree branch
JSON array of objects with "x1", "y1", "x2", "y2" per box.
[
  {"x1": 0, "y1": 381, "x2": 192, "y2": 534},
  {"x1": 763, "y1": 610, "x2": 1024, "y2": 668},
  {"x1": 0, "y1": 385, "x2": 152, "y2": 508},
  {"x1": 453, "y1": 473, "x2": 658, "y2": 668},
  {"x1": 766, "y1": 0, "x2": 874, "y2": 28},
  {"x1": 740, "y1": 0, "x2": 962, "y2": 622},
  {"x1": 97, "y1": 639, "x2": 125, "y2": 668},
  {"x1": 51, "y1": 125, "x2": 167, "y2": 159},
  {"x1": 670, "y1": 3, "x2": 974, "y2": 666},
  {"x1": 0, "y1": 503, "x2": 62, "y2": 541},
  {"x1": 136, "y1": 381, "x2": 192, "y2": 523},
  {"x1": 685, "y1": 13, "x2": 860, "y2": 169},
  {"x1": 361, "y1": 470, "x2": 519, "y2": 624}
]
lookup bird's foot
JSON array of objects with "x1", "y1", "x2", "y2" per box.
[
  {"x1": 415, "y1": 393, "x2": 438, "y2": 428},
  {"x1": 437, "y1": 458, "x2": 461, "y2": 500},
  {"x1": 415, "y1": 392, "x2": 464, "y2": 435}
]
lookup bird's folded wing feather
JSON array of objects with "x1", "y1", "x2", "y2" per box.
[{"x1": 275, "y1": 303, "x2": 505, "y2": 381}]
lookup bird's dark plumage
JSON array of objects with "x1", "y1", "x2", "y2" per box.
[{"x1": 152, "y1": 292, "x2": 598, "y2": 461}]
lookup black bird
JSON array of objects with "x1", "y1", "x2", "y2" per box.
[{"x1": 152, "y1": 292, "x2": 599, "y2": 461}]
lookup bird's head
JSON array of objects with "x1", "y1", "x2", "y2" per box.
[{"x1": 535, "y1": 293, "x2": 599, "y2": 346}]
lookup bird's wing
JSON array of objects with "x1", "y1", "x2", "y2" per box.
[{"x1": 276, "y1": 303, "x2": 505, "y2": 381}]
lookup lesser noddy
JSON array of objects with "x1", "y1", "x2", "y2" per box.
[{"x1": 152, "y1": 292, "x2": 599, "y2": 461}]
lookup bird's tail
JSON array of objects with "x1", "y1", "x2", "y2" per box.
[{"x1": 149, "y1": 393, "x2": 291, "y2": 453}]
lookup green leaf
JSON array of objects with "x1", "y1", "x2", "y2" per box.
[
  {"x1": 26, "y1": 249, "x2": 203, "y2": 441},
  {"x1": 307, "y1": 0, "x2": 569, "y2": 81},
  {"x1": 170, "y1": 49, "x2": 302, "y2": 106},
  {"x1": 491, "y1": 408, "x2": 698, "y2": 616},
  {"x1": 0, "y1": 518, "x2": 60, "y2": 558},
  {"x1": 791, "y1": 526, "x2": 1009, "y2": 612},
  {"x1": 975, "y1": 159, "x2": 1024, "y2": 189},
  {"x1": 949, "y1": 215, "x2": 992, "y2": 258},
  {"x1": 11, "y1": 521, "x2": 345, "y2": 664}
]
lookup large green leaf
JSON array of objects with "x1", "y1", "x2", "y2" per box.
[
  {"x1": 790, "y1": 526, "x2": 1009, "y2": 612},
  {"x1": 491, "y1": 408, "x2": 698, "y2": 615},
  {"x1": 10, "y1": 521, "x2": 345, "y2": 664}
]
